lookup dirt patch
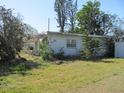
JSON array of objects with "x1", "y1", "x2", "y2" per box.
[{"x1": 70, "y1": 73, "x2": 124, "y2": 93}]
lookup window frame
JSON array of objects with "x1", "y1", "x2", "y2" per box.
[{"x1": 66, "y1": 39, "x2": 76, "y2": 48}]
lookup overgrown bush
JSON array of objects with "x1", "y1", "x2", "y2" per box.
[
  {"x1": 53, "y1": 48, "x2": 65, "y2": 60},
  {"x1": 29, "y1": 46, "x2": 34, "y2": 50},
  {"x1": 80, "y1": 32, "x2": 100, "y2": 59},
  {"x1": 39, "y1": 42, "x2": 53, "y2": 60},
  {"x1": 0, "y1": 37, "x2": 15, "y2": 62},
  {"x1": 105, "y1": 38, "x2": 114, "y2": 57},
  {"x1": 0, "y1": 6, "x2": 28, "y2": 62},
  {"x1": 9, "y1": 63, "x2": 26, "y2": 73}
]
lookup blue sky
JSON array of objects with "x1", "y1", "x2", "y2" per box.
[{"x1": 1, "y1": 0, "x2": 124, "y2": 33}]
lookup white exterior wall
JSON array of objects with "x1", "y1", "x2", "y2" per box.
[
  {"x1": 23, "y1": 42, "x2": 36, "y2": 49},
  {"x1": 115, "y1": 42, "x2": 124, "y2": 58},
  {"x1": 48, "y1": 34, "x2": 83, "y2": 56},
  {"x1": 48, "y1": 33, "x2": 108, "y2": 56}
]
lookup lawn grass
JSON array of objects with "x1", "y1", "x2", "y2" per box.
[{"x1": 0, "y1": 53, "x2": 124, "y2": 93}]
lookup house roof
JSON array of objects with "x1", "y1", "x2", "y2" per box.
[
  {"x1": 24, "y1": 34, "x2": 47, "y2": 43},
  {"x1": 24, "y1": 37, "x2": 39, "y2": 43},
  {"x1": 47, "y1": 31, "x2": 109, "y2": 38},
  {"x1": 24, "y1": 31, "x2": 110, "y2": 43}
]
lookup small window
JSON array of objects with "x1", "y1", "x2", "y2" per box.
[{"x1": 67, "y1": 39, "x2": 76, "y2": 48}]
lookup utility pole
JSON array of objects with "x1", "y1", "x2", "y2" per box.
[{"x1": 48, "y1": 18, "x2": 50, "y2": 31}]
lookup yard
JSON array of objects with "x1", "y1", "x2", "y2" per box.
[{"x1": 0, "y1": 53, "x2": 124, "y2": 93}]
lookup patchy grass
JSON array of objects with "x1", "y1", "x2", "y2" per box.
[
  {"x1": 0, "y1": 53, "x2": 124, "y2": 93},
  {"x1": 0, "y1": 52, "x2": 42, "y2": 76}
]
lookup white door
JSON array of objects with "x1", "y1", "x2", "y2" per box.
[{"x1": 115, "y1": 42, "x2": 124, "y2": 58}]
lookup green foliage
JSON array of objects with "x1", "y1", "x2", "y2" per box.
[
  {"x1": 9, "y1": 63, "x2": 26, "y2": 73},
  {"x1": 29, "y1": 46, "x2": 34, "y2": 50},
  {"x1": 0, "y1": 36, "x2": 15, "y2": 61},
  {"x1": 53, "y1": 48, "x2": 65, "y2": 60},
  {"x1": 80, "y1": 32, "x2": 100, "y2": 59},
  {"x1": 0, "y1": 6, "x2": 37, "y2": 62},
  {"x1": 0, "y1": 6, "x2": 26, "y2": 61},
  {"x1": 39, "y1": 42, "x2": 53, "y2": 61},
  {"x1": 1, "y1": 57, "x2": 124, "y2": 93},
  {"x1": 76, "y1": 0, "x2": 115, "y2": 35},
  {"x1": 76, "y1": 0, "x2": 100, "y2": 34},
  {"x1": 105, "y1": 38, "x2": 114, "y2": 57}
]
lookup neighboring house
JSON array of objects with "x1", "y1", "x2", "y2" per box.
[
  {"x1": 23, "y1": 34, "x2": 46, "y2": 51},
  {"x1": 47, "y1": 32, "x2": 109, "y2": 57}
]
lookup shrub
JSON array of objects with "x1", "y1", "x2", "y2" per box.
[
  {"x1": 80, "y1": 32, "x2": 100, "y2": 59},
  {"x1": 53, "y1": 48, "x2": 65, "y2": 60},
  {"x1": 39, "y1": 42, "x2": 53, "y2": 60},
  {"x1": 9, "y1": 63, "x2": 26, "y2": 72},
  {"x1": 105, "y1": 38, "x2": 114, "y2": 57},
  {"x1": 29, "y1": 46, "x2": 34, "y2": 50},
  {"x1": 0, "y1": 37, "x2": 15, "y2": 62}
]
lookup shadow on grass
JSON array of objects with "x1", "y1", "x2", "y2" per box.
[
  {"x1": 59, "y1": 57, "x2": 115, "y2": 64},
  {"x1": 0, "y1": 58, "x2": 48, "y2": 77}
]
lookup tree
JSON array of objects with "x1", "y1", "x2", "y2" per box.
[
  {"x1": 76, "y1": 0, "x2": 100, "y2": 34},
  {"x1": 39, "y1": 41, "x2": 53, "y2": 60},
  {"x1": 23, "y1": 23, "x2": 38, "y2": 37},
  {"x1": 0, "y1": 6, "x2": 26, "y2": 61},
  {"x1": 99, "y1": 12, "x2": 115, "y2": 35},
  {"x1": 113, "y1": 17, "x2": 124, "y2": 42},
  {"x1": 80, "y1": 31, "x2": 100, "y2": 59},
  {"x1": 67, "y1": 0, "x2": 78, "y2": 32},
  {"x1": 76, "y1": 0, "x2": 114, "y2": 35},
  {"x1": 54, "y1": 0, "x2": 68, "y2": 32}
]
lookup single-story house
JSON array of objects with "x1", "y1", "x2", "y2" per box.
[
  {"x1": 23, "y1": 31, "x2": 124, "y2": 58},
  {"x1": 23, "y1": 34, "x2": 46, "y2": 50},
  {"x1": 46, "y1": 32, "x2": 109, "y2": 57}
]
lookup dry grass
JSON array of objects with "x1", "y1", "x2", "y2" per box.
[{"x1": 0, "y1": 53, "x2": 124, "y2": 93}]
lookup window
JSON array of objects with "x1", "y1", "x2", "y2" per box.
[{"x1": 67, "y1": 39, "x2": 76, "y2": 48}]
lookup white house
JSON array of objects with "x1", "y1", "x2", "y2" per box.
[
  {"x1": 47, "y1": 32, "x2": 108, "y2": 57},
  {"x1": 23, "y1": 34, "x2": 46, "y2": 50}
]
